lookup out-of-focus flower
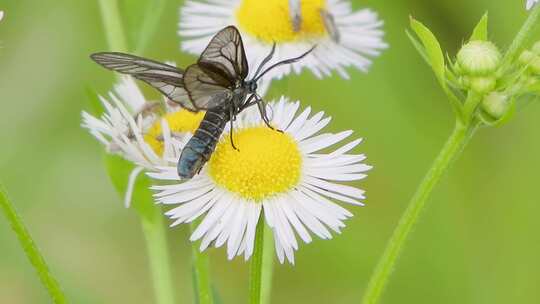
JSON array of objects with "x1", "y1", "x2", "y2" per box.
[
  {"x1": 179, "y1": 0, "x2": 387, "y2": 83},
  {"x1": 149, "y1": 97, "x2": 371, "y2": 264},
  {"x1": 81, "y1": 76, "x2": 204, "y2": 207},
  {"x1": 527, "y1": 0, "x2": 539, "y2": 10}
]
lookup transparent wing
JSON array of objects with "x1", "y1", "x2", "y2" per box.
[
  {"x1": 198, "y1": 26, "x2": 249, "y2": 82},
  {"x1": 183, "y1": 64, "x2": 234, "y2": 110},
  {"x1": 90, "y1": 52, "x2": 197, "y2": 111}
]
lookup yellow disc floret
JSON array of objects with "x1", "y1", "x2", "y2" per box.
[
  {"x1": 209, "y1": 126, "x2": 302, "y2": 202},
  {"x1": 144, "y1": 110, "x2": 205, "y2": 156},
  {"x1": 236, "y1": 0, "x2": 328, "y2": 43}
]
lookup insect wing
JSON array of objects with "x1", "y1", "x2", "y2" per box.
[
  {"x1": 198, "y1": 26, "x2": 249, "y2": 81},
  {"x1": 90, "y1": 52, "x2": 197, "y2": 111},
  {"x1": 183, "y1": 64, "x2": 234, "y2": 110}
]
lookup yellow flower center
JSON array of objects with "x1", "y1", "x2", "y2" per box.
[
  {"x1": 236, "y1": 0, "x2": 328, "y2": 43},
  {"x1": 144, "y1": 110, "x2": 205, "y2": 155},
  {"x1": 209, "y1": 126, "x2": 302, "y2": 202}
]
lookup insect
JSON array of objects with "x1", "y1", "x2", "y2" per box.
[{"x1": 91, "y1": 26, "x2": 314, "y2": 179}]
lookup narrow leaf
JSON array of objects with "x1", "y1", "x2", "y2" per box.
[
  {"x1": 409, "y1": 17, "x2": 446, "y2": 88},
  {"x1": 470, "y1": 13, "x2": 489, "y2": 41},
  {"x1": 0, "y1": 184, "x2": 68, "y2": 303}
]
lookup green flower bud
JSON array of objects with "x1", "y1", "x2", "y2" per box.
[
  {"x1": 457, "y1": 41, "x2": 502, "y2": 76},
  {"x1": 530, "y1": 58, "x2": 540, "y2": 75},
  {"x1": 481, "y1": 92, "x2": 510, "y2": 121},
  {"x1": 519, "y1": 50, "x2": 536, "y2": 65},
  {"x1": 532, "y1": 41, "x2": 540, "y2": 55},
  {"x1": 470, "y1": 76, "x2": 496, "y2": 94}
]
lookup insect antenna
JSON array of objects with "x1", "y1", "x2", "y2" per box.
[
  {"x1": 253, "y1": 45, "x2": 316, "y2": 82},
  {"x1": 252, "y1": 43, "x2": 276, "y2": 80}
]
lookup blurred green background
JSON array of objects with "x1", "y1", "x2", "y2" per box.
[{"x1": 1, "y1": 0, "x2": 540, "y2": 303}]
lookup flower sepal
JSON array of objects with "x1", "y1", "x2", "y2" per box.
[{"x1": 477, "y1": 92, "x2": 516, "y2": 126}]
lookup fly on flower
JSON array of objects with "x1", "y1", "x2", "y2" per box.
[{"x1": 91, "y1": 26, "x2": 314, "y2": 179}]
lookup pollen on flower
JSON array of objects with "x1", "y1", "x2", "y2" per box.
[
  {"x1": 144, "y1": 110, "x2": 205, "y2": 155},
  {"x1": 209, "y1": 126, "x2": 302, "y2": 202},
  {"x1": 236, "y1": 0, "x2": 328, "y2": 43}
]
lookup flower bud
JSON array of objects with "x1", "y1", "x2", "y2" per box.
[
  {"x1": 457, "y1": 41, "x2": 502, "y2": 76},
  {"x1": 481, "y1": 92, "x2": 510, "y2": 120},
  {"x1": 532, "y1": 41, "x2": 540, "y2": 55},
  {"x1": 470, "y1": 76, "x2": 496, "y2": 94},
  {"x1": 530, "y1": 57, "x2": 540, "y2": 75},
  {"x1": 519, "y1": 50, "x2": 536, "y2": 65}
]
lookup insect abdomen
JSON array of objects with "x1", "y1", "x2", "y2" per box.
[{"x1": 177, "y1": 108, "x2": 230, "y2": 178}]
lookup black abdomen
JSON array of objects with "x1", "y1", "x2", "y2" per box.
[{"x1": 177, "y1": 107, "x2": 230, "y2": 178}]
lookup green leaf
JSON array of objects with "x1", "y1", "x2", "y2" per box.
[
  {"x1": 104, "y1": 154, "x2": 157, "y2": 221},
  {"x1": 409, "y1": 17, "x2": 446, "y2": 89},
  {"x1": 470, "y1": 13, "x2": 489, "y2": 41},
  {"x1": 406, "y1": 30, "x2": 430, "y2": 65}
]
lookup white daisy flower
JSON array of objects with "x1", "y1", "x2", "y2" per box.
[
  {"x1": 81, "y1": 76, "x2": 205, "y2": 207},
  {"x1": 179, "y1": 0, "x2": 387, "y2": 83},
  {"x1": 149, "y1": 97, "x2": 371, "y2": 264},
  {"x1": 527, "y1": 0, "x2": 539, "y2": 10},
  {"x1": 0, "y1": 11, "x2": 4, "y2": 22}
]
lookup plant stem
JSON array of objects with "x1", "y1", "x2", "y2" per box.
[
  {"x1": 141, "y1": 211, "x2": 176, "y2": 304},
  {"x1": 260, "y1": 224, "x2": 275, "y2": 304},
  {"x1": 503, "y1": 3, "x2": 540, "y2": 66},
  {"x1": 190, "y1": 223, "x2": 213, "y2": 304},
  {"x1": 361, "y1": 121, "x2": 477, "y2": 304},
  {"x1": 97, "y1": 2, "x2": 176, "y2": 303},
  {"x1": 98, "y1": 0, "x2": 128, "y2": 52},
  {"x1": 249, "y1": 217, "x2": 266, "y2": 304},
  {"x1": 0, "y1": 183, "x2": 67, "y2": 303}
]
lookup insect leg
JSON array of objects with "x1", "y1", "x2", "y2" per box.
[
  {"x1": 256, "y1": 96, "x2": 283, "y2": 133},
  {"x1": 229, "y1": 106, "x2": 240, "y2": 151},
  {"x1": 239, "y1": 94, "x2": 258, "y2": 111}
]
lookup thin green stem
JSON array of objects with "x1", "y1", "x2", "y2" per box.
[
  {"x1": 98, "y1": 0, "x2": 128, "y2": 52},
  {"x1": 141, "y1": 212, "x2": 176, "y2": 304},
  {"x1": 503, "y1": 4, "x2": 540, "y2": 66},
  {"x1": 190, "y1": 223, "x2": 213, "y2": 304},
  {"x1": 0, "y1": 183, "x2": 67, "y2": 303},
  {"x1": 97, "y1": 2, "x2": 176, "y2": 303},
  {"x1": 260, "y1": 224, "x2": 274, "y2": 304},
  {"x1": 362, "y1": 121, "x2": 477, "y2": 304},
  {"x1": 249, "y1": 217, "x2": 266, "y2": 304}
]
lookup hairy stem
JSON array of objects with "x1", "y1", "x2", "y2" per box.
[
  {"x1": 361, "y1": 121, "x2": 477, "y2": 304},
  {"x1": 0, "y1": 184, "x2": 67, "y2": 303}
]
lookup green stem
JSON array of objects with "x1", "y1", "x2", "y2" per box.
[
  {"x1": 260, "y1": 224, "x2": 275, "y2": 304},
  {"x1": 190, "y1": 223, "x2": 213, "y2": 304},
  {"x1": 98, "y1": 0, "x2": 128, "y2": 52},
  {"x1": 503, "y1": 3, "x2": 540, "y2": 66},
  {"x1": 141, "y1": 211, "x2": 176, "y2": 304},
  {"x1": 361, "y1": 121, "x2": 477, "y2": 304},
  {"x1": 249, "y1": 217, "x2": 266, "y2": 304},
  {"x1": 97, "y1": 2, "x2": 176, "y2": 303},
  {"x1": 0, "y1": 183, "x2": 67, "y2": 303}
]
